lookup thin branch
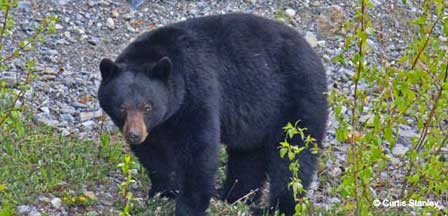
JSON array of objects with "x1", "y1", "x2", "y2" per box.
[
  {"x1": 400, "y1": 60, "x2": 448, "y2": 199},
  {"x1": 0, "y1": 0, "x2": 12, "y2": 45},
  {"x1": 410, "y1": 8, "x2": 442, "y2": 70},
  {"x1": 415, "y1": 61, "x2": 448, "y2": 151},
  {"x1": 351, "y1": 1, "x2": 367, "y2": 215}
]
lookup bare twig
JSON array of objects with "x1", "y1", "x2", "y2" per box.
[
  {"x1": 0, "y1": 0, "x2": 12, "y2": 45},
  {"x1": 351, "y1": 1, "x2": 367, "y2": 215}
]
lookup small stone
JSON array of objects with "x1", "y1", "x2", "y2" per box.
[
  {"x1": 84, "y1": 191, "x2": 97, "y2": 200},
  {"x1": 35, "y1": 112, "x2": 58, "y2": 127},
  {"x1": 51, "y1": 197, "x2": 62, "y2": 209},
  {"x1": 285, "y1": 8, "x2": 296, "y2": 17},
  {"x1": 390, "y1": 157, "x2": 400, "y2": 165},
  {"x1": 311, "y1": 1, "x2": 320, "y2": 6},
  {"x1": 392, "y1": 144, "x2": 409, "y2": 156},
  {"x1": 60, "y1": 104, "x2": 76, "y2": 114},
  {"x1": 55, "y1": 24, "x2": 64, "y2": 30},
  {"x1": 85, "y1": 211, "x2": 98, "y2": 216},
  {"x1": 0, "y1": 76, "x2": 16, "y2": 88},
  {"x1": 40, "y1": 106, "x2": 51, "y2": 114},
  {"x1": 87, "y1": 0, "x2": 97, "y2": 7},
  {"x1": 317, "y1": 5, "x2": 345, "y2": 35},
  {"x1": 317, "y1": 40, "x2": 326, "y2": 47},
  {"x1": 129, "y1": 0, "x2": 144, "y2": 10},
  {"x1": 305, "y1": 31, "x2": 318, "y2": 48},
  {"x1": 64, "y1": 31, "x2": 71, "y2": 39},
  {"x1": 329, "y1": 197, "x2": 341, "y2": 204},
  {"x1": 17, "y1": 1, "x2": 32, "y2": 12},
  {"x1": 81, "y1": 34, "x2": 88, "y2": 40},
  {"x1": 30, "y1": 211, "x2": 41, "y2": 216},
  {"x1": 398, "y1": 125, "x2": 417, "y2": 138},
  {"x1": 329, "y1": 167, "x2": 342, "y2": 177},
  {"x1": 359, "y1": 114, "x2": 375, "y2": 125},
  {"x1": 38, "y1": 196, "x2": 50, "y2": 203},
  {"x1": 72, "y1": 101, "x2": 87, "y2": 108},
  {"x1": 112, "y1": 10, "x2": 119, "y2": 18},
  {"x1": 60, "y1": 114, "x2": 75, "y2": 123},
  {"x1": 54, "y1": 0, "x2": 69, "y2": 5},
  {"x1": 329, "y1": 5, "x2": 345, "y2": 24},
  {"x1": 79, "y1": 110, "x2": 102, "y2": 122},
  {"x1": 18, "y1": 205, "x2": 31, "y2": 214},
  {"x1": 106, "y1": 18, "x2": 115, "y2": 29},
  {"x1": 81, "y1": 120, "x2": 96, "y2": 129},
  {"x1": 123, "y1": 12, "x2": 135, "y2": 21},
  {"x1": 130, "y1": 169, "x2": 138, "y2": 175},
  {"x1": 74, "y1": 27, "x2": 85, "y2": 35},
  {"x1": 87, "y1": 36, "x2": 101, "y2": 46}
]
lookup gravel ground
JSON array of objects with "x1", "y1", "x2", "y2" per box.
[{"x1": 2, "y1": 0, "x2": 426, "y2": 215}]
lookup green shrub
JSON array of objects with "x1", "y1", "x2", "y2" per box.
[{"x1": 284, "y1": 0, "x2": 447, "y2": 215}]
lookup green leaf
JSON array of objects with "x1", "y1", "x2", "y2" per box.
[
  {"x1": 288, "y1": 151, "x2": 295, "y2": 161},
  {"x1": 280, "y1": 148, "x2": 288, "y2": 158}
]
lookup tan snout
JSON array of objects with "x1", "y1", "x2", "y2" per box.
[{"x1": 123, "y1": 111, "x2": 148, "y2": 145}]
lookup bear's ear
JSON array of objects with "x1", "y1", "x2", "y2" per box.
[
  {"x1": 99, "y1": 58, "x2": 118, "y2": 81},
  {"x1": 150, "y1": 56, "x2": 172, "y2": 80}
]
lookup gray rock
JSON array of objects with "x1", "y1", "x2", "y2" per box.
[
  {"x1": 55, "y1": 24, "x2": 64, "y2": 30},
  {"x1": 30, "y1": 211, "x2": 41, "y2": 216},
  {"x1": 53, "y1": 0, "x2": 70, "y2": 6},
  {"x1": 72, "y1": 102, "x2": 88, "y2": 108},
  {"x1": 0, "y1": 76, "x2": 16, "y2": 88},
  {"x1": 60, "y1": 113, "x2": 75, "y2": 123},
  {"x1": 317, "y1": 5, "x2": 345, "y2": 34},
  {"x1": 17, "y1": 1, "x2": 32, "y2": 12},
  {"x1": 285, "y1": 8, "x2": 296, "y2": 17},
  {"x1": 81, "y1": 120, "x2": 96, "y2": 130},
  {"x1": 87, "y1": 36, "x2": 101, "y2": 46},
  {"x1": 305, "y1": 31, "x2": 318, "y2": 48},
  {"x1": 392, "y1": 144, "x2": 409, "y2": 156},
  {"x1": 329, "y1": 197, "x2": 341, "y2": 204},
  {"x1": 50, "y1": 197, "x2": 62, "y2": 209},
  {"x1": 317, "y1": 40, "x2": 326, "y2": 47},
  {"x1": 398, "y1": 125, "x2": 417, "y2": 138},
  {"x1": 60, "y1": 105, "x2": 76, "y2": 115},
  {"x1": 390, "y1": 157, "x2": 400, "y2": 165},
  {"x1": 123, "y1": 12, "x2": 136, "y2": 21},
  {"x1": 35, "y1": 112, "x2": 58, "y2": 127},
  {"x1": 38, "y1": 196, "x2": 50, "y2": 203},
  {"x1": 112, "y1": 10, "x2": 119, "y2": 18},
  {"x1": 128, "y1": 0, "x2": 145, "y2": 10},
  {"x1": 79, "y1": 110, "x2": 102, "y2": 122},
  {"x1": 329, "y1": 167, "x2": 342, "y2": 178},
  {"x1": 87, "y1": 0, "x2": 98, "y2": 7},
  {"x1": 17, "y1": 205, "x2": 32, "y2": 214},
  {"x1": 106, "y1": 18, "x2": 115, "y2": 29}
]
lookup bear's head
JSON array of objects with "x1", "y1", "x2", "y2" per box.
[{"x1": 98, "y1": 56, "x2": 181, "y2": 145}]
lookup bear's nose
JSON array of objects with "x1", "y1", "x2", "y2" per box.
[{"x1": 127, "y1": 131, "x2": 142, "y2": 144}]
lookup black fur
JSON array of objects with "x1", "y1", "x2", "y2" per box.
[{"x1": 98, "y1": 13, "x2": 328, "y2": 216}]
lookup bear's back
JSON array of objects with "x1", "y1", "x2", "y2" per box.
[{"x1": 116, "y1": 14, "x2": 327, "y2": 148}]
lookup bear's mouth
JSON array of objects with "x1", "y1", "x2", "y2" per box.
[{"x1": 123, "y1": 111, "x2": 148, "y2": 145}]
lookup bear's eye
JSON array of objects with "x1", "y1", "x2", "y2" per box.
[{"x1": 144, "y1": 104, "x2": 152, "y2": 113}]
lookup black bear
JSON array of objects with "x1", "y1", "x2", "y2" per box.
[{"x1": 98, "y1": 13, "x2": 328, "y2": 216}]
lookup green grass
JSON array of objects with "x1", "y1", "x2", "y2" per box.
[
  {"x1": 0, "y1": 109, "x2": 124, "y2": 212},
  {"x1": 0, "y1": 110, "x2": 257, "y2": 215}
]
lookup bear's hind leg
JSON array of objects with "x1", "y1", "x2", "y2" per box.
[
  {"x1": 222, "y1": 148, "x2": 266, "y2": 204},
  {"x1": 267, "y1": 143, "x2": 317, "y2": 216}
]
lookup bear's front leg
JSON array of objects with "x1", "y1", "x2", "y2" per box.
[
  {"x1": 130, "y1": 139, "x2": 179, "y2": 199},
  {"x1": 174, "y1": 128, "x2": 219, "y2": 216}
]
